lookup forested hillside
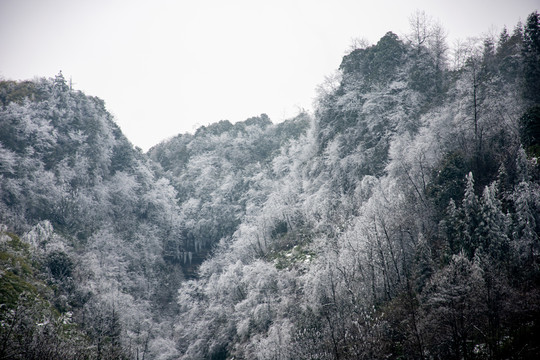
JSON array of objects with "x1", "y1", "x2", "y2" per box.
[
  {"x1": 168, "y1": 12, "x2": 540, "y2": 359},
  {"x1": 148, "y1": 114, "x2": 310, "y2": 273},
  {"x1": 0, "y1": 73, "x2": 185, "y2": 358},
  {"x1": 1, "y1": 10, "x2": 540, "y2": 360}
]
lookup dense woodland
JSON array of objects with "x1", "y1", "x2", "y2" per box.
[{"x1": 1, "y1": 11, "x2": 540, "y2": 360}]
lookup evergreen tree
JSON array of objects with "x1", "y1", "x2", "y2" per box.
[
  {"x1": 461, "y1": 172, "x2": 480, "y2": 258},
  {"x1": 522, "y1": 11, "x2": 540, "y2": 103},
  {"x1": 520, "y1": 105, "x2": 540, "y2": 157},
  {"x1": 440, "y1": 199, "x2": 463, "y2": 255},
  {"x1": 475, "y1": 182, "x2": 509, "y2": 262},
  {"x1": 512, "y1": 181, "x2": 539, "y2": 267}
]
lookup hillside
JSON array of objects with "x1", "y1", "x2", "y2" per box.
[
  {"x1": 1, "y1": 10, "x2": 540, "y2": 360},
  {"x1": 148, "y1": 114, "x2": 310, "y2": 274},
  {"x1": 0, "y1": 73, "x2": 184, "y2": 358},
  {"x1": 168, "y1": 13, "x2": 540, "y2": 359}
]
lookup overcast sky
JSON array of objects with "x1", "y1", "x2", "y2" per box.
[{"x1": 1, "y1": 0, "x2": 538, "y2": 151}]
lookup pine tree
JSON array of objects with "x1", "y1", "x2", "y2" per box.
[
  {"x1": 461, "y1": 172, "x2": 480, "y2": 258},
  {"x1": 475, "y1": 182, "x2": 509, "y2": 262},
  {"x1": 512, "y1": 181, "x2": 539, "y2": 266},
  {"x1": 440, "y1": 199, "x2": 463, "y2": 255},
  {"x1": 522, "y1": 11, "x2": 540, "y2": 103},
  {"x1": 53, "y1": 71, "x2": 69, "y2": 93}
]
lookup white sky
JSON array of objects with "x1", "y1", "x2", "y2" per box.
[{"x1": 1, "y1": 0, "x2": 538, "y2": 151}]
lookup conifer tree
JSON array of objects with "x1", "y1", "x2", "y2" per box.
[
  {"x1": 461, "y1": 172, "x2": 480, "y2": 257},
  {"x1": 53, "y1": 70, "x2": 69, "y2": 93},
  {"x1": 475, "y1": 182, "x2": 509, "y2": 262},
  {"x1": 512, "y1": 181, "x2": 539, "y2": 266},
  {"x1": 522, "y1": 11, "x2": 540, "y2": 103},
  {"x1": 441, "y1": 199, "x2": 463, "y2": 255}
]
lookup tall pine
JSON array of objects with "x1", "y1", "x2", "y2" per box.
[{"x1": 522, "y1": 11, "x2": 540, "y2": 104}]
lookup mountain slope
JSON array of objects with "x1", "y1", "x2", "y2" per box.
[
  {"x1": 1, "y1": 11, "x2": 540, "y2": 360},
  {"x1": 172, "y1": 13, "x2": 540, "y2": 360},
  {"x1": 0, "y1": 73, "x2": 184, "y2": 359},
  {"x1": 148, "y1": 114, "x2": 310, "y2": 272}
]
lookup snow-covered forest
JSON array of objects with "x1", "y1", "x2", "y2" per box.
[{"x1": 1, "y1": 11, "x2": 540, "y2": 359}]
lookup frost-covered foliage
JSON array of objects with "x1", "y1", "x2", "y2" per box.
[
  {"x1": 169, "y1": 13, "x2": 540, "y2": 360},
  {"x1": 148, "y1": 114, "x2": 310, "y2": 268},
  {"x1": 2, "y1": 12, "x2": 540, "y2": 360},
  {"x1": 0, "y1": 74, "x2": 183, "y2": 359}
]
